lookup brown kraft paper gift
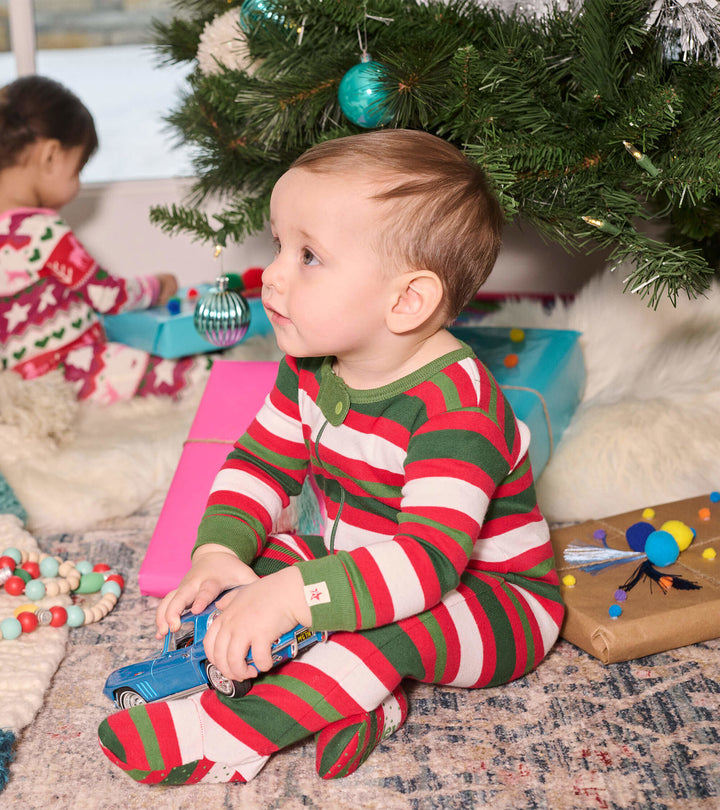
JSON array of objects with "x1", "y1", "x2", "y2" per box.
[{"x1": 550, "y1": 494, "x2": 720, "y2": 664}]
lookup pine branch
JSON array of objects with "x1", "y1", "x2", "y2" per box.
[{"x1": 149, "y1": 0, "x2": 720, "y2": 304}]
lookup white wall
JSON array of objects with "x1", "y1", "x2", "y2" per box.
[
  {"x1": 64, "y1": 177, "x2": 607, "y2": 294},
  {"x1": 63, "y1": 178, "x2": 273, "y2": 287}
]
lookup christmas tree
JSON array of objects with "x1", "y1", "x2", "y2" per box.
[{"x1": 151, "y1": 0, "x2": 720, "y2": 306}]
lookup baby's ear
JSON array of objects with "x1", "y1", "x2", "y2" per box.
[
  {"x1": 387, "y1": 270, "x2": 445, "y2": 334},
  {"x1": 32, "y1": 138, "x2": 62, "y2": 172}
]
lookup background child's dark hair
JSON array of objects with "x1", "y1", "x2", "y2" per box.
[{"x1": 0, "y1": 75, "x2": 98, "y2": 172}]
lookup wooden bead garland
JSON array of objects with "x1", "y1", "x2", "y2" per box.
[{"x1": 0, "y1": 546, "x2": 124, "y2": 641}]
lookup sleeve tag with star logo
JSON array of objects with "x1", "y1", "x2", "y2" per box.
[{"x1": 304, "y1": 581, "x2": 331, "y2": 606}]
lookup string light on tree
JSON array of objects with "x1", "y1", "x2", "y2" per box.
[
  {"x1": 623, "y1": 141, "x2": 661, "y2": 177},
  {"x1": 581, "y1": 215, "x2": 621, "y2": 235}
]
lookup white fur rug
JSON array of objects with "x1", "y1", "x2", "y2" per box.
[
  {"x1": 2, "y1": 267, "x2": 720, "y2": 534},
  {"x1": 482, "y1": 267, "x2": 720, "y2": 522},
  {"x1": 0, "y1": 335, "x2": 282, "y2": 535}
]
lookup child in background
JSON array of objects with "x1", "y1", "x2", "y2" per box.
[
  {"x1": 99, "y1": 129, "x2": 564, "y2": 784},
  {"x1": 0, "y1": 75, "x2": 208, "y2": 403}
]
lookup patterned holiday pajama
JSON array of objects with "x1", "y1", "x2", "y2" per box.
[
  {"x1": 99, "y1": 352, "x2": 564, "y2": 783},
  {"x1": 0, "y1": 208, "x2": 208, "y2": 402},
  {"x1": 99, "y1": 530, "x2": 562, "y2": 784}
]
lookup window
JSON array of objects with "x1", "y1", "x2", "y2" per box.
[{"x1": 1, "y1": 0, "x2": 193, "y2": 182}]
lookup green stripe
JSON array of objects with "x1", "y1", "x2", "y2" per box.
[
  {"x1": 398, "y1": 515, "x2": 474, "y2": 581},
  {"x1": 98, "y1": 718, "x2": 124, "y2": 761},
  {"x1": 194, "y1": 513, "x2": 260, "y2": 561},
  {"x1": 461, "y1": 574, "x2": 516, "y2": 686},
  {"x1": 431, "y1": 372, "x2": 464, "y2": 411},
  {"x1": 407, "y1": 426, "x2": 510, "y2": 479},
  {"x1": 344, "y1": 490, "x2": 399, "y2": 521},
  {"x1": 229, "y1": 441, "x2": 307, "y2": 480},
  {"x1": 161, "y1": 761, "x2": 203, "y2": 785},
  {"x1": 319, "y1": 462, "x2": 401, "y2": 502},
  {"x1": 130, "y1": 707, "x2": 164, "y2": 769},
  {"x1": 219, "y1": 677, "x2": 341, "y2": 749},
  {"x1": 503, "y1": 586, "x2": 536, "y2": 677},
  {"x1": 520, "y1": 556, "x2": 557, "y2": 579},
  {"x1": 418, "y1": 612, "x2": 448, "y2": 682},
  {"x1": 502, "y1": 570, "x2": 564, "y2": 605}
]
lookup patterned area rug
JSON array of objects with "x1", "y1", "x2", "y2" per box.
[{"x1": 2, "y1": 501, "x2": 719, "y2": 809}]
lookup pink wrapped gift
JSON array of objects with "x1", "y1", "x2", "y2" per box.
[{"x1": 138, "y1": 360, "x2": 279, "y2": 596}]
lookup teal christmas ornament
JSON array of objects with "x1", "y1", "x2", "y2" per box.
[
  {"x1": 338, "y1": 54, "x2": 392, "y2": 129},
  {"x1": 194, "y1": 274, "x2": 251, "y2": 348},
  {"x1": 239, "y1": 0, "x2": 284, "y2": 32}
]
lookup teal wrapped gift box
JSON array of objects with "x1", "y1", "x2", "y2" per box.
[
  {"x1": 102, "y1": 285, "x2": 272, "y2": 359},
  {"x1": 139, "y1": 327, "x2": 585, "y2": 597},
  {"x1": 450, "y1": 325, "x2": 585, "y2": 477}
]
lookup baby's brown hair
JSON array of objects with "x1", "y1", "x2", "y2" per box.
[
  {"x1": 290, "y1": 129, "x2": 504, "y2": 322},
  {"x1": 0, "y1": 75, "x2": 98, "y2": 172}
]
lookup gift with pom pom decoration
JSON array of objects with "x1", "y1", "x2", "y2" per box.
[{"x1": 551, "y1": 494, "x2": 720, "y2": 663}]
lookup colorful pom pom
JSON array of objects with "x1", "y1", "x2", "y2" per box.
[
  {"x1": 625, "y1": 521, "x2": 654, "y2": 552},
  {"x1": 660, "y1": 520, "x2": 694, "y2": 552},
  {"x1": 644, "y1": 531, "x2": 680, "y2": 567}
]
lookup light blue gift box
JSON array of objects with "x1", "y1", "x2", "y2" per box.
[
  {"x1": 449, "y1": 326, "x2": 585, "y2": 476},
  {"x1": 102, "y1": 285, "x2": 272, "y2": 359}
]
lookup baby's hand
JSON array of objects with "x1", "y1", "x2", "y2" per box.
[
  {"x1": 155, "y1": 273, "x2": 179, "y2": 306},
  {"x1": 155, "y1": 544, "x2": 259, "y2": 639},
  {"x1": 202, "y1": 566, "x2": 311, "y2": 682}
]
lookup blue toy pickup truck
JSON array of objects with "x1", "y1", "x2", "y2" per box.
[{"x1": 103, "y1": 597, "x2": 327, "y2": 709}]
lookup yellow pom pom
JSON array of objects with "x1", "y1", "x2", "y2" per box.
[
  {"x1": 702, "y1": 548, "x2": 716, "y2": 561},
  {"x1": 562, "y1": 574, "x2": 576, "y2": 588},
  {"x1": 509, "y1": 328, "x2": 525, "y2": 343},
  {"x1": 660, "y1": 519, "x2": 694, "y2": 552},
  {"x1": 642, "y1": 508, "x2": 655, "y2": 520}
]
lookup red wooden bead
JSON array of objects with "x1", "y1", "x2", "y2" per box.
[
  {"x1": 0, "y1": 556, "x2": 16, "y2": 571},
  {"x1": 49, "y1": 606, "x2": 68, "y2": 627},
  {"x1": 93, "y1": 563, "x2": 112, "y2": 573},
  {"x1": 106, "y1": 574, "x2": 125, "y2": 590},
  {"x1": 17, "y1": 611, "x2": 38, "y2": 633},
  {"x1": 4, "y1": 575, "x2": 25, "y2": 596},
  {"x1": 21, "y1": 561, "x2": 41, "y2": 579}
]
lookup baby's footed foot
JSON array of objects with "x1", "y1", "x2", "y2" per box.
[
  {"x1": 315, "y1": 685, "x2": 408, "y2": 779},
  {"x1": 98, "y1": 690, "x2": 270, "y2": 785}
]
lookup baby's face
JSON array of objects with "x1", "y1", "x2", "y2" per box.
[{"x1": 262, "y1": 168, "x2": 396, "y2": 363}]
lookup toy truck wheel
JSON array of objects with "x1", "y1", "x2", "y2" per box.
[
  {"x1": 205, "y1": 662, "x2": 251, "y2": 699},
  {"x1": 115, "y1": 688, "x2": 147, "y2": 709}
]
